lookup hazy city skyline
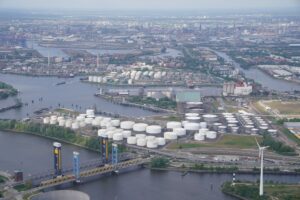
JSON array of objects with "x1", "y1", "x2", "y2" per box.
[{"x1": 1, "y1": 0, "x2": 300, "y2": 11}]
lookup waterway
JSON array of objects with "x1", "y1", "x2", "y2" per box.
[
  {"x1": 0, "y1": 74, "x2": 157, "y2": 119},
  {"x1": 0, "y1": 74, "x2": 222, "y2": 119},
  {"x1": 0, "y1": 130, "x2": 299, "y2": 200},
  {"x1": 213, "y1": 50, "x2": 300, "y2": 92}
]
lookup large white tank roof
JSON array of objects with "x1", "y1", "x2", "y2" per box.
[
  {"x1": 133, "y1": 123, "x2": 148, "y2": 132},
  {"x1": 184, "y1": 122, "x2": 200, "y2": 131},
  {"x1": 166, "y1": 121, "x2": 182, "y2": 129},
  {"x1": 120, "y1": 121, "x2": 135, "y2": 130},
  {"x1": 137, "y1": 138, "x2": 147, "y2": 147},
  {"x1": 173, "y1": 128, "x2": 186, "y2": 136},
  {"x1": 146, "y1": 125, "x2": 162, "y2": 134},
  {"x1": 127, "y1": 136, "x2": 137, "y2": 145},
  {"x1": 164, "y1": 132, "x2": 178, "y2": 140}
]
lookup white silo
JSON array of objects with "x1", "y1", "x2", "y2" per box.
[
  {"x1": 133, "y1": 123, "x2": 148, "y2": 133},
  {"x1": 147, "y1": 140, "x2": 158, "y2": 149},
  {"x1": 194, "y1": 133, "x2": 205, "y2": 141},
  {"x1": 173, "y1": 128, "x2": 186, "y2": 136},
  {"x1": 120, "y1": 121, "x2": 135, "y2": 130},
  {"x1": 122, "y1": 131, "x2": 132, "y2": 138},
  {"x1": 113, "y1": 133, "x2": 123, "y2": 141},
  {"x1": 137, "y1": 138, "x2": 147, "y2": 147},
  {"x1": 146, "y1": 125, "x2": 162, "y2": 135},
  {"x1": 43, "y1": 117, "x2": 50, "y2": 124},
  {"x1": 166, "y1": 121, "x2": 182, "y2": 129},
  {"x1": 206, "y1": 131, "x2": 217, "y2": 139},
  {"x1": 127, "y1": 136, "x2": 137, "y2": 145},
  {"x1": 164, "y1": 132, "x2": 178, "y2": 140},
  {"x1": 156, "y1": 137, "x2": 166, "y2": 146}
]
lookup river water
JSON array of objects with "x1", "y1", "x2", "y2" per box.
[
  {"x1": 1, "y1": 130, "x2": 299, "y2": 200},
  {"x1": 0, "y1": 74, "x2": 157, "y2": 119},
  {"x1": 213, "y1": 50, "x2": 300, "y2": 92}
]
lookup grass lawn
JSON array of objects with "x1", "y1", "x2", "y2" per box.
[
  {"x1": 265, "y1": 184, "x2": 300, "y2": 200},
  {"x1": 223, "y1": 182, "x2": 300, "y2": 200},
  {"x1": 168, "y1": 135, "x2": 262, "y2": 149},
  {"x1": 264, "y1": 100, "x2": 300, "y2": 115}
]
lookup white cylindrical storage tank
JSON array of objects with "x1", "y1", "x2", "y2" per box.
[
  {"x1": 146, "y1": 125, "x2": 162, "y2": 135},
  {"x1": 71, "y1": 122, "x2": 79, "y2": 130},
  {"x1": 85, "y1": 118, "x2": 93, "y2": 125},
  {"x1": 218, "y1": 126, "x2": 227, "y2": 134},
  {"x1": 127, "y1": 136, "x2": 137, "y2": 145},
  {"x1": 97, "y1": 129, "x2": 107, "y2": 137},
  {"x1": 268, "y1": 129, "x2": 277, "y2": 135},
  {"x1": 166, "y1": 121, "x2": 182, "y2": 129},
  {"x1": 206, "y1": 131, "x2": 217, "y2": 139},
  {"x1": 245, "y1": 125, "x2": 254, "y2": 134},
  {"x1": 58, "y1": 119, "x2": 65, "y2": 127},
  {"x1": 57, "y1": 116, "x2": 64, "y2": 121},
  {"x1": 133, "y1": 123, "x2": 148, "y2": 132},
  {"x1": 122, "y1": 131, "x2": 131, "y2": 138},
  {"x1": 120, "y1": 121, "x2": 135, "y2": 130},
  {"x1": 199, "y1": 122, "x2": 207, "y2": 129},
  {"x1": 164, "y1": 132, "x2": 178, "y2": 140},
  {"x1": 185, "y1": 113, "x2": 199, "y2": 118},
  {"x1": 199, "y1": 128, "x2": 209, "y2": 135},
  {"x1": 186, "y1": 116, "x2": 201, "y2": 123},
  {"x1": 194, "y1": 133, "x2": 205, "y2": 141},
  {"x1": 147, "y1": 140, "x2": 158, "y2": 149},
  {"x1": 50, "y1": 119, "x2": 57, "y2": 125},
  {"x1": 111, "y1": 119, "x2": 120, "y2": 127},
  {"x1": 156, "y1": 137, "x2": 166, "y2": 146},
  {"x1": 173, "y1": 128, "x2": 186, "y2": 136},
  {"x1": 213, "y1": 122, "x2": 222, "y2": 131},
  {"x1": 251, "y1": 128, "x2": 259, "y2": 135},
  {"x1": 113, "y1": 133, "x2": 123, "y2": 141},
  {"x1": 65, "y1": 120, "x2": 72, "y2": 128},
  {"x1": 92, "y1": 119, "x2": 101, "y2": 127},
  {"x1": 184, "y1": 122, "x2": 200, "y2": 131},
  {"x1": 203, "y1": 114, "x2": 218, "y2": 124},
  {"x1": 231, "y1": 127, "x2": 239, "y2": 134},
  {"x1": 50, "y1": 115, "x2": 57, "y2": 121},
  {"x1": 137, "y1": 138, "x2": 146, "y2": 147},
  {"x1": 86, "y1": 109, "x2": 95, "y2": 118},
  {"x1": 135, "y1": 134, "x2": 146, "y2": 139},
  {"x1": 107, "y1": 130, "x2": 115, "y2": 139},
  {"x1": 43, "y1": 117, "x2": 50, "y2": 124},
  {"x1": 146, "y1": 136, "x2": 156, "y2": 141}
]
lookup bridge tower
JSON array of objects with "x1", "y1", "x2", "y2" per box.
[
  {"x1": 112, "y1": 143, "x2": 118, "y2": 165},
  {"x1": 100, "y1": 135, "x2": 109, "y2": 164},
  {"x1": 53, "y1": 142, "x2": 62, "y2": 177},
  {"x1": 73, "y1": 151, "x2": 80, "y2": 183}
]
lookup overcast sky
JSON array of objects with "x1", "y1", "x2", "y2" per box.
[{"x1": 1, "y1": 0, "x2": 299, "y2": 10}]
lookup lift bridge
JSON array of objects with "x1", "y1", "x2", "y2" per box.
[{"x1": 12, "y1": 136, "x2": 150, "y2": 195}]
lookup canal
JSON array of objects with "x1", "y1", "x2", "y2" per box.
[{"x1": 212, "y1": 49, "x2": 300, "y2": 92}]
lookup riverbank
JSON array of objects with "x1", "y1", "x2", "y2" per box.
[
  {"x1": 149, "y1": 166, "x2": 300, "y2": 176},
  {"x1": 222, "y1": 181, "x2": 300, "y2": 200}
]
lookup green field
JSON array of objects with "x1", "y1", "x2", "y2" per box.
[{"x1": 168, "y1": 135, "x2": 262, "y2": 149}]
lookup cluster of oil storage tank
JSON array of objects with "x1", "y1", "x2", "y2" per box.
[
  {"x1": 88, "y1": 76, "x2": 107, "y2": 83},
  {"x1": 42, "y1": 109, "x2": 121, "y2": 131},
  {"x1": 117, "y1": 70, "x2": 169, "y2": 85},
  {"x1": 236, "y1": 113, "x2": 273, "y2": 135},
  {"x1": 98, "y1": 121, "x2": 167, "y2": 149}
]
